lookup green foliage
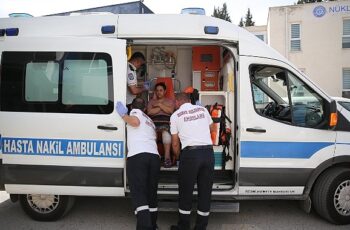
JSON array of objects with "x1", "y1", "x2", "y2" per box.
[
  {"x1": 239, "y1": 8, "x2": 255, "y2": 27},
  {"x1": 212, "y1": 3, "x2": 232, "y2": 22},
  {"x1": 239, "y1": 17, "x2": 244, "y2": 27},
  {"x1": 244, "y1": 8, "x2": 255, "y2": 27}
]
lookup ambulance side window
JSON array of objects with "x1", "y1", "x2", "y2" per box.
[
  {"x1": 0, "y1": 52, "x2": 113, "y2": 114},
  {"x1": 62, "y1": 59, "x2": 109, "y2": 106},
  {"x1": 250, "y1": 65, "x2": 326, "y2": 129},
  {"x1": 25, "y1": 62, "x2": 59, "y2": 102}
]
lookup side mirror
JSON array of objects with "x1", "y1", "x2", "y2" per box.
[{"x1": 328, "y1": 100, "x2": 338, "y2": 130}]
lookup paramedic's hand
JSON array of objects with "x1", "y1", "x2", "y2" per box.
[
  {"x1": 143, "y1": 81, "x2": 151, "y2": 91},
  {"x1": 116, "y1": 101, "x2": 128, "y2": 117}
]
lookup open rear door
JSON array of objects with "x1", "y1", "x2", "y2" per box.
[{"x1": 0, "y1": 36, "x2": 127, "y2": 196}]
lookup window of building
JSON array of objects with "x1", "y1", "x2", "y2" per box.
[
  {"x1": 0, "y1": 52, "x2": 113, "y2": 114},
  {"x1": 343, "y1": 19, "x2": 350, "y2": 48},
  {"x1": 250, "y1": 65, "x2": 326, "y2": 129},
  {"x1": 290, "y1": 23, "x2": 301, "y2": 51},
  {"x1": 343, "y1": 69, "x2": 350, "y2": 98}
]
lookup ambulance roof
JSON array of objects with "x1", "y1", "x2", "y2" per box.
[{"x1": 0, "y1": 14, "x2": 287, "y2": 62}]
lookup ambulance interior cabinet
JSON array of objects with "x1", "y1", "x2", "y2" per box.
[{"x1": 192, "y1": 46, "x2": 220, "y2": 91}]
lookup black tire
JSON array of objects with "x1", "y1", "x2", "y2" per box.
[
  {"x1": 19, "y1": 194, "x2": 75, "y2": 221},
  {"x1": 312, "y1": 167, "x2": 350, "y2": 225}
]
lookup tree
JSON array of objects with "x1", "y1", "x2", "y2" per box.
[
  {"x1": 244, "y1": 8, "x2": 255, "y2": 27},
  {"x1": 239, "y1": 17, "x2": 244, "y2": 27},
  {"x1": 297, "y1": 0, "x2": 335, "y2": 4},
  {"x1": 212, "y1": 3, "x2": 232, "y2": 22},
  {"x1": 238, "y1": 8, "x2": 255, "y2": 27}
]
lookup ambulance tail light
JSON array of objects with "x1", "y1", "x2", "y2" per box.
[{"x1": 5, "y1": 28, "x2": 19, "y2": 36}]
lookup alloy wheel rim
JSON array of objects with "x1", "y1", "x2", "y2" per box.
[
  {"x1": 27, "y1": 194, "x2": 60, "y2": 214},
  {"x1": 334, "y1": 180, "x2": 350, "y2": 216}
]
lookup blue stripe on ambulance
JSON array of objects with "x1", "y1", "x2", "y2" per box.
[
  {"x1": 241, "y1": 141, "x2": 334, "y2": 158},
  {"x1": 1, "y1": 137, "x2": 124, "y2": 158}
]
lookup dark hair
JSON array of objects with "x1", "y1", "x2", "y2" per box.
[
  {"x1": 131, "y1": 97, "x2": 146, "y2": 110},
  {"x1": 222, "y1": 48, "x2": 229, "y2": 58},
  {"x1": 130, "y1": 52, "x2": 145, "y2": 62},
  {"x1": 155, "y1": 82, "x2": 166, "y2": 91}
]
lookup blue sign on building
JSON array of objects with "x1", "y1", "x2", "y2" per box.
[
  {"x1": 313, "y1": 4, "x2": 350, "y2": 18},
  {"x1": 313, "y1": 6, "x2": 327, "y2": 17}
]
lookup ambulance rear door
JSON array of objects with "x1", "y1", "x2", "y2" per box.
[{"x1": 0, "y1": 36, "x2": 127, "y2": 196}]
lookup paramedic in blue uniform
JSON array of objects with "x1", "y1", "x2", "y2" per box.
[
  {"x1": 170, "y1": 93, "x2": 214, "y2": 230},
  {"x1": 116, "y1": 98, "x2": 160, "y2": 230},
  {"x1": 127, "y1": 52, "x2": 149, "y2": 107}
]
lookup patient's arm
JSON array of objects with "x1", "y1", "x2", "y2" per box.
[
  {"x1": 147, "y1": 101, "x2": 161, "y2": 116},
  {"x1": 158, "y1": 100, "x2": 175, "y2": 114}
]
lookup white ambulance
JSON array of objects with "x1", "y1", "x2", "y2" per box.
[{"x1": 0, "y1": 14, "x2": 349, "y2": 224}]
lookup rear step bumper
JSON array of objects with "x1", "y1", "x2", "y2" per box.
[{"x1": 158, "y1": 201, "x2": 239, "y2": 213}]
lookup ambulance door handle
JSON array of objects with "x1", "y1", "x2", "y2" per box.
[
  {"x1": 246, "y1": 128, "x2": 266, "y2": 133},
  {"x1": 97, "y1": 125, "x2": 118, "y2": 131}
]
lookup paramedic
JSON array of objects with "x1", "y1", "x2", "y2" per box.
[
  {"x1": 127, "y1": 52, "x2": 149, "y2": 106},
  {"x1": 116, "y1": 98, "x2": 160, "y2": 230},
  {"x1": 170, "y1": 93, "x2": 214, "y2": 230},
  {"x1": 147, "y1": 82, "x2": 175, "y2": 167}
]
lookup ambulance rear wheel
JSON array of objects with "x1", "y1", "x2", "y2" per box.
[
  {"x1": 19, "y1": 194, "x2": 75, "y2": 221},
  {"x1": 312, "y1": 167, "x2": 350, "y2": 225}
]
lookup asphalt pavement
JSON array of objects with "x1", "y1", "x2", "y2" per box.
[{"x1": 0, "y1": 191, "x2": 349, "y2": 230}]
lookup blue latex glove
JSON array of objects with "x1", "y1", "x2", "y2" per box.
[
  {"x1": 116, "y1": 101, "x2": 128, "y2": 117},
  {"x1": 143, "y1": 81, "x2": 151, "y2": 91}
]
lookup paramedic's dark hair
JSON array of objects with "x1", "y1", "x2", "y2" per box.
[
  {"x1": 155, "y1": 82, "x2": 166, "y2": 91},
  {"x1": 130, "y1": 52, "x2": 145, "y2": 62},
  {"x1": 131, "y1": 97, "x2": 146, "y2": 110},
  {"x1": 189, "y1": 88, "x2": 199, "y2": 105}
]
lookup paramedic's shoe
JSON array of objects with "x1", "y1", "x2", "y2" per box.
[{"x1": 164, "y1": 158, "x2": 172, "y2": 168}]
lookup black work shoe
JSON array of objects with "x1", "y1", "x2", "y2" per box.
[{"x1": 170, "y1": 225, "x2": 179, "y2": 230}]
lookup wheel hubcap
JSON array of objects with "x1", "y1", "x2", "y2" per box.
[
  {"x1": 27, "y1": 194, "x2": 60, "y2": 214},
  {"x1": 334, "y1": 180, "x2": 350, "y2": 216}
]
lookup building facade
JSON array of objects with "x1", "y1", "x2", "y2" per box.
[{"x1": 248, "y1": 0, "x2": 350, "y2": 98}]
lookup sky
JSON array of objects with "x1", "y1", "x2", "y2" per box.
[{"x1": 0, "y1": 0, "x2": 297, "y2": 25}]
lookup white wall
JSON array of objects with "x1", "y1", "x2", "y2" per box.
[{"x1": 268, "y1": 0, "x2": 350, "y2": 97}]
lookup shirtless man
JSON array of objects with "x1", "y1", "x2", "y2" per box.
[{"x1": 147, "y1": 82, "x2": 175, "y2": 167}]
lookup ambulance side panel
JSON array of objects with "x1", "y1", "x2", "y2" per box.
[
  {"x1": 334, "y1": 103, "x2": 350, "y2": 163},
  {"x1": 0, "y1": 36, "x2": 127, "y2": 196},
  {"x1": 237, "y1": 55, "x2": 337, "y2": 196}
]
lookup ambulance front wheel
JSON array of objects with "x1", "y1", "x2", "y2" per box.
[
  {"x1": 312, "y1": 167, "x2": 350, "y2": 225},
  {"x1": 19, "y1": 194, "x2": 75, "y2": 221}
]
